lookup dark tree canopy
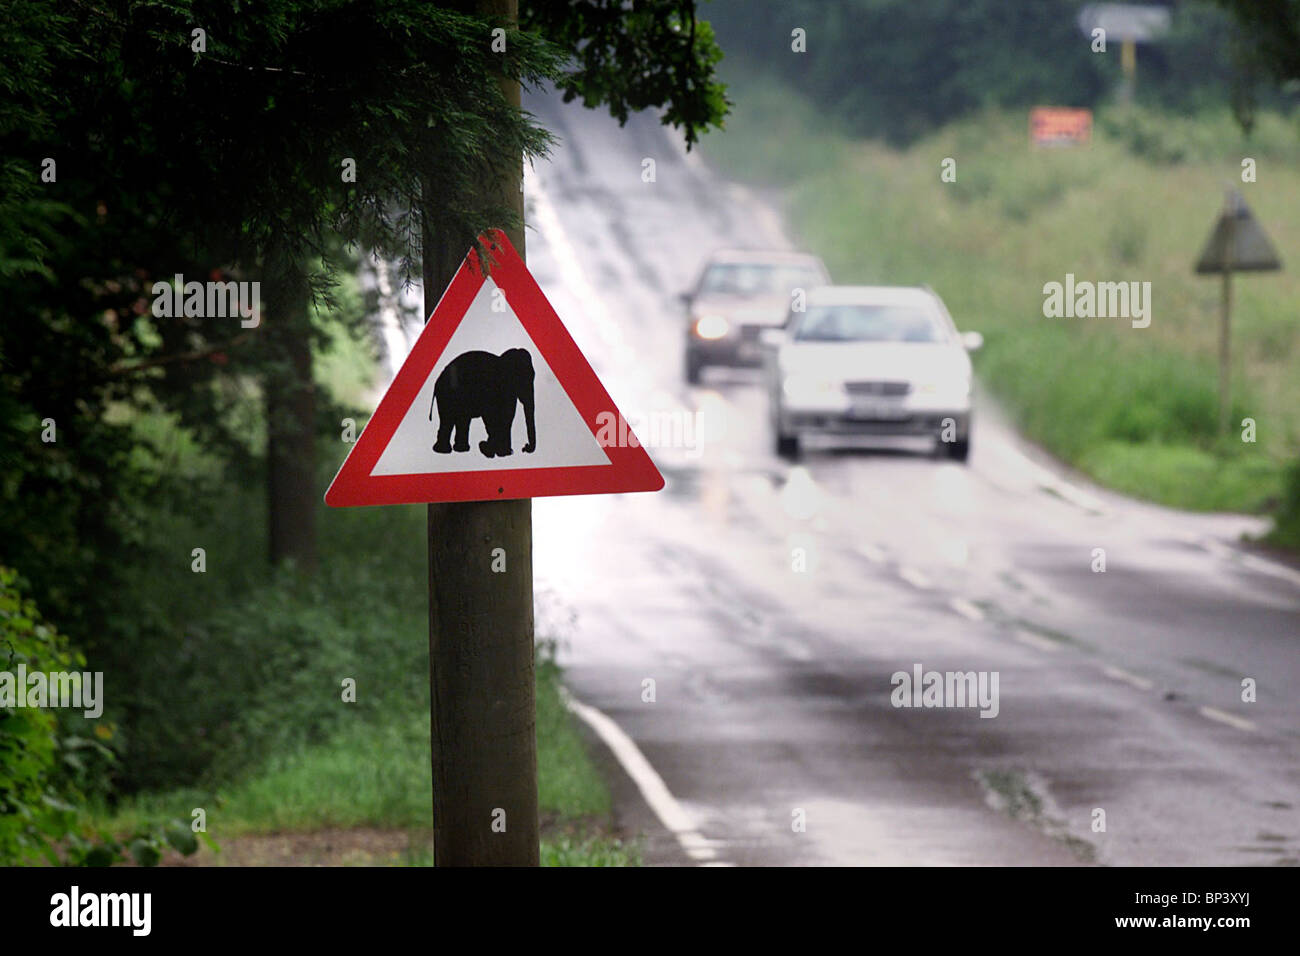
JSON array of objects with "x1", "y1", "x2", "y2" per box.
[
  {"x1": 523, "y1": 0, "x2": 729, "y2": 147},
  {"x1": 0, "y1": 0, "x2": 730, "y2": 792}
]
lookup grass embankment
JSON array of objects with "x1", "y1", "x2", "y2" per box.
[
  {"x1": 702, "y1": 69, "x2": 1300, "y2": 530},
  {"x1": 98, "y1": 317, "x2": 636, "y2": 866}
]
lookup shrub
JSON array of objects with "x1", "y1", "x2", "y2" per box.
[
  {"x1": 0, "y1": 566, "x2": 200, "y2": 865},
  {"x1": 1267, "y1": 459, "x2": 1300, "y2": 551}
]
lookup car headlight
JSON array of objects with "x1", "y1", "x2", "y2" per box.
[
  {"x1": 782, "y1": 375, "x2": 843, "y2": 403},
  {"x1": 693, "y1": 314, "x2": 729, "y2": 340}
]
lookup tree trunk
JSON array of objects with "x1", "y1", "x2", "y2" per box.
[{"x1": 263, "y1": 252, "x2": 318, "y2": 571}]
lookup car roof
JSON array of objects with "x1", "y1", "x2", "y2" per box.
[
  {"x1": 705, "y1": 248, "x2": 827, "y2": 268},
  {"x1": 805, "y1": 285, "x2": 940, "y2": 307}
]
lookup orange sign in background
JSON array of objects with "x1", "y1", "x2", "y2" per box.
[{"x1": 1030, "y1": 107, "x2": 1093, "y2": 147}]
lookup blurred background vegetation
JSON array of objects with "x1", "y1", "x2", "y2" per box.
[{"x1": 701, "y1": 0, "x2": 1300, "y2": 546}]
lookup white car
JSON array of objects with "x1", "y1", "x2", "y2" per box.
[{"x1": 764, "y1": 285, "x2": 982, "y2": 461}]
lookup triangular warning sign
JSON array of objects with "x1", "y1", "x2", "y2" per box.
[
  {"x1": 1194, "y1": 190, "x2": 1282, "y2": 274},
  {"x1": 326, "y1": 231, "x2": 663, "y2": 506}
]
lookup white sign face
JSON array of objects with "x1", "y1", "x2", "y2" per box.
[{"x1": 371, "y1": 277, "x2": 611, "y2": 476}]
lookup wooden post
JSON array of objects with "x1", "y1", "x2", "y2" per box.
[
  {"x1": 1218, "y1": 267, "x2": 1232, "y2": 437},
  {"x1": 425, "y1": 0, "x2": 538, "y2": 866},
  {"x1": 1218, "y1": 198, "x2": 1236, "y2": 438}
]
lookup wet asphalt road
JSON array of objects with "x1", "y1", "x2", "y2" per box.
[{"x1": 428, "y1": 89, "x2": 1300, "y2": 866}]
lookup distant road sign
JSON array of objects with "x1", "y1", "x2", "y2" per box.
[
  {"x1": 1030, "y1": 107, "x2": 1093, "y2": 148},
  {"x1": 1077, "y1": 4, "x2": 1171, "y2": 42},
  {"x1": 326, "y1": 231, "x2": 664, "y2": 506},
  {"x1": 1195, "y1": 190, "x2": 1282, "y2": 274},
  {"x1": 1193, "y1": 189, "x2": 1284, "y2": 436}
]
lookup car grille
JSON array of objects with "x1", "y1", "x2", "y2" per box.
[
  {"x1": 844, "y1": 380, "x2": 911, "y2": 397},
  {"x1": 739, "y1": 325, "x2": 764, "y2": 342}
]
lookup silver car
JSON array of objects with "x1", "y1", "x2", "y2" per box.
[
  {"x1": 681, "y1": 249, "x2": 830, "y2": 384},
  {"x1": 764, "y1": 285, "x2": 982, "y2": 461}
]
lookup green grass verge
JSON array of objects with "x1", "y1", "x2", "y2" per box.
[
  {"x1": 106, "y1": 655, "x2": 633, "y2": 866},
  {"x1": 702, "y1": 66, "x2": 1300, "y2": 519}
]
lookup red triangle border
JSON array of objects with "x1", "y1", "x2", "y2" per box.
[{"x1": 325, "y1": 231, "x2": 665, "y2": 507}]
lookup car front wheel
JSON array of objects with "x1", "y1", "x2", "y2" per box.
[{"x1": 685, "y1": 351, "x2": 702, "y2": 385}]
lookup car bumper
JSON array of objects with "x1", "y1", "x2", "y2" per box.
[{"x1": 782, "y1": 407, "x2": 970, "y2": 439}]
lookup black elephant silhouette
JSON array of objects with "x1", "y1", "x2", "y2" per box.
[{"x1": 429, "y1": 348, "x2": 537, "y2": 458}]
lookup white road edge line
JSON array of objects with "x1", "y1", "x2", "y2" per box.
[
  {"x1": 898, "y1": 566, "x2": 932, "y2": 590},
  {"x1": 855, "y1": 543, "x2": 887, "y2": 564},
  {"x1": 1013, "y1": 628, "x2": 1060, "y2": 653},
  {"x1": 1102, "y1": 665, "x2": 1154, "y2": 691},
  {"x1": 993, "y1": 442, "x2": 1107, "y2": 515},
  {"x1": 1182, "y1": 533, "x2": 1300, "y2": 589},
  {"x1": 562, "y1": 688, "x2": 726, "y2": 864},
  {"x1": 949, "y1": 597, "x2": 985, "y2": 621},
  {"x1": 1198, "y1": 706, "x2": 1258, "y2": 733},
  {"x1": 1240, "y1": 553, "x2": 1300, "y2": 588}
]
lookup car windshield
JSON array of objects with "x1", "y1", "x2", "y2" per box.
[
  {"x1": 793, "y1": 303, "x2": 946, "y2": 343},
  {"x1": 699, "y1": 262, "x2": 823, "y2": 297}
]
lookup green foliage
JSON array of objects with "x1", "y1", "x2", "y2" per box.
[
  {"x1": 536, "y1": 654, "x2": 611, "y2": 820},
  {"x1": 0, "y1": 0, "x2": 74, "y2": 280},
  {"x1": 706, "y1": 0, "x2": 1288, "y2": 145},
  {"x1": 540, "y1": 834, "x2": 640, "y2": 867},
  {"x1": 706, "y1": 0, "x2": 1107, "y2": 144},
  {"x1": 0, "y1": 565, "x2": 74, "y2": 864},
  {"x1": 1266, "y1": 458, "x2": 1300, "y2": 550},
  {"x1": 524, "y1": 0, "x2": 729, "y2": 147},
  {"x1": 0, "y1": 566, "x2": 201, "y2": 865},
  {"x1": 1213, "y1": 0, "x2": 1300, "y2": 85}
]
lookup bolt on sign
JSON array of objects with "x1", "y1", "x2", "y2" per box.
[
  {"x1": 1029, "y1": 107, "x2": 1093, "y2": 148},
  {"x1": 326, "y1": 230, "x2": 664, "y2": 506}
]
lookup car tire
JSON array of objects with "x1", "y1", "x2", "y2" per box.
[
  {"x1": 685, "y1": 352, "x2": 702, "y2": 385},
  {"x1": 775, "y1": 430, "x2": 800, "y2": 460}
]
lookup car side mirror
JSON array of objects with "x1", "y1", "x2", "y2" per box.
[{"x1": 960, "y1": 331, "x2": 984, "y2": 352}]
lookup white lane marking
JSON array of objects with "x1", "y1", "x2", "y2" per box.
[
  {"x1": 991, "y1": 441, "x2": 1107, "y2": 515},
  {"x1": 1013, "y1": 628, "x2": 1060, "y2": 653},
  {"x1": 856, "y1": 543, "x2": 887, "y2": 564},
  {"x1": 1103, "y1": 665, "x2": 1154, "y2": 691},
  {"x1": 898, "y1": 566, "x2": 932, "y2": 590},
  {"x1": 1042, "y1": 479, "x2": 1107, "y2": 515},
  {"x1": 1240, "y1": 553, "x2": 1300, "y2": 588},
  {"x1": 1187, "y1": 535, "x2": 1300, "y2": 592},
  {"x1": 1198, "y1": 706, "x2": 1258, "y2": 733},
  {"x1": 949, "y1": 598, "x2": 985, "y2": 622},
  {"x1": 562, "y1": 690, "x2": 728, "y2": 865}
]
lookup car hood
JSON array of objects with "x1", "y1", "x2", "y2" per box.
[
  {"x1": 778, "y1": 341, "x2": 970, "y2": 382},
  {"x1": 692, "y1": 294, "x2": 790, "y2": 326}
]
